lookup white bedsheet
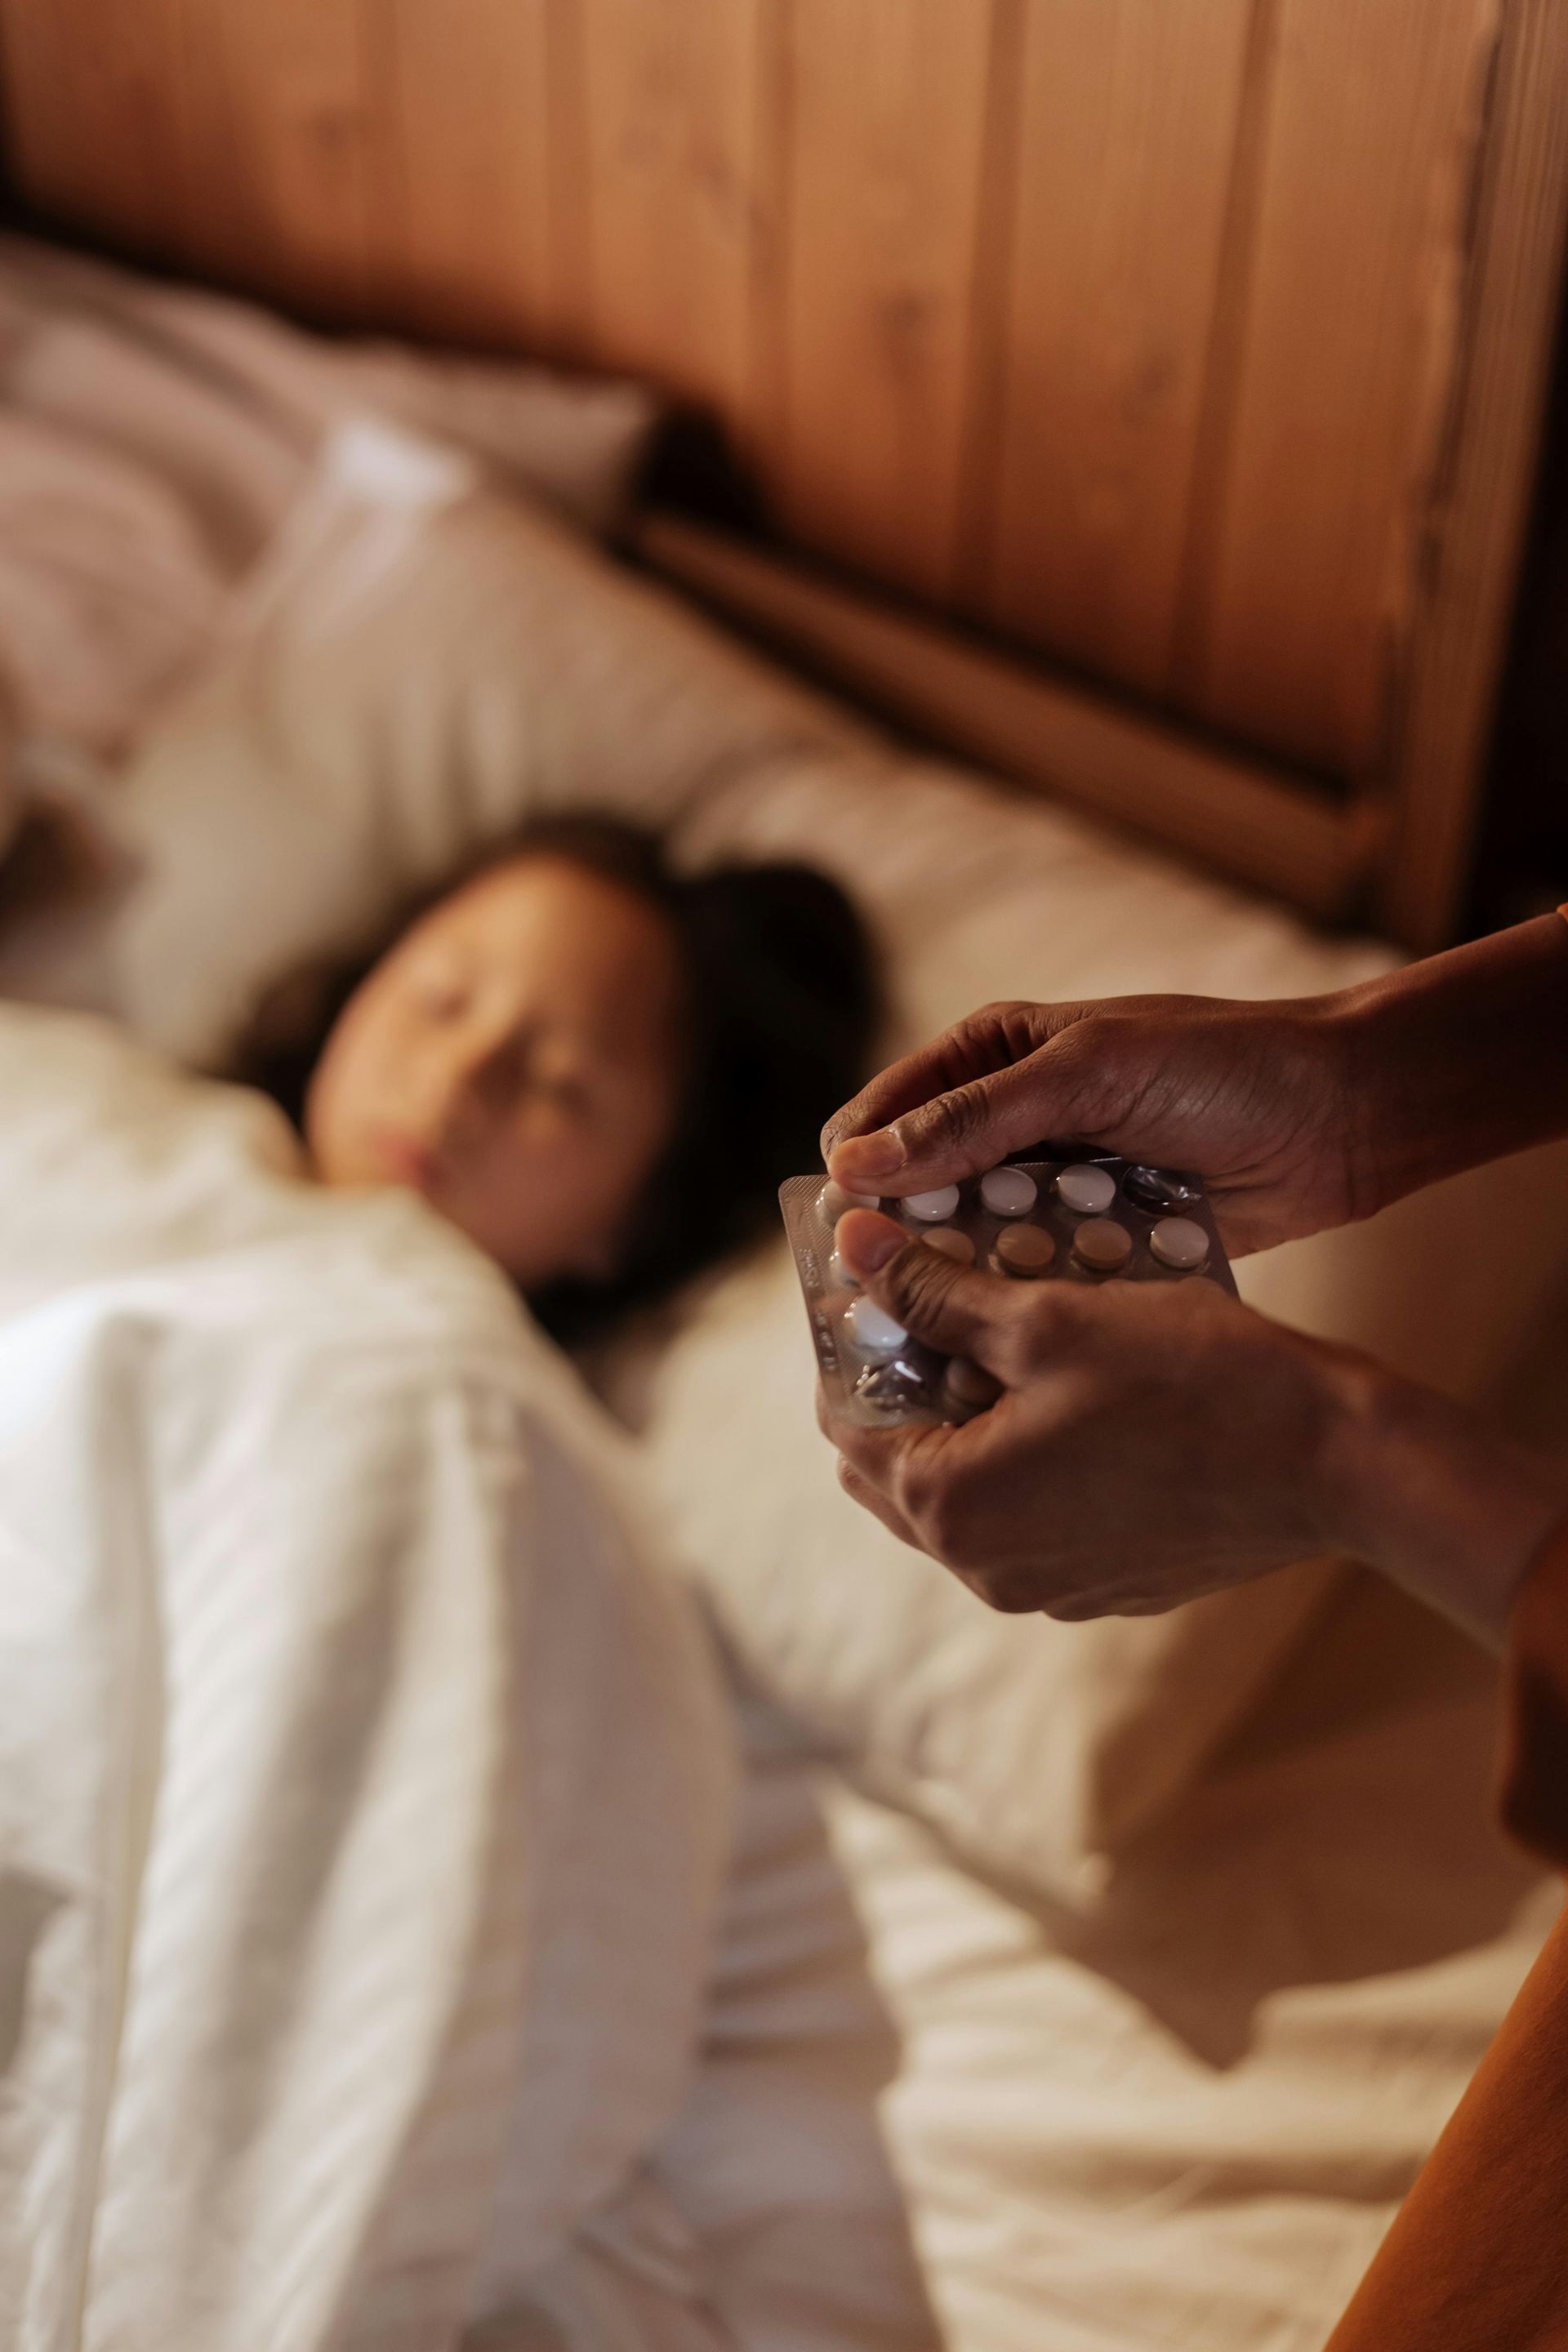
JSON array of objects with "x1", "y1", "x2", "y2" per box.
[{"x1": 0, "y1": 1009, "x2": 738, "y2": 2352}]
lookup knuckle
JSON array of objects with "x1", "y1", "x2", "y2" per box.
[
  {"x1": 820, "y1": 1095, "x2": 868, "y2": 1156},
  {"x1": 970, "y1": 998, "x2": 1030, "y2": 1032},
  {"x1": 891, "y1": 1439, "x2": 947, "y2": 1538},
  {"x1": 971, "y1": 1562, "x2": 1043, "y2": 1615},
  {"x1": 882, "y1": 1239, "x2": 959, "y2": 1328},
  {"x1": 920, "y1": 1456, "x2": 984, "y2": 1566},
  {"x1": 921, "y1": 1484, "x2": 964, "y2": 1562},
  {"x1": 999, "y1": 1288, "x2": 1073, "y2": 1382},
  {"x1": 912, "y1": 1081, "x2": 987, "y2": 1158},
  {"x1": 1040, "y1": 1591, "x2": 1099, "y2": 1623},
  {"x1": 975, "y1": 997, "x2": 1039, "y2": 1033},
  {"x1": 889, "y1": 1441, "x2": 933, "y2": 1522},
  {"x1": 991, "y1": 1302, "x2": 1042, "y2": 1383}
]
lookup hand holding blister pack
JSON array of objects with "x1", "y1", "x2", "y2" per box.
[{"x1": 780, "y1": 1156, "x2": 1237, "y2": 1425}]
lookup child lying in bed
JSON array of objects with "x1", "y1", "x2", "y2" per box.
[
  {"x1": 234, "y1": 812, "x2": 876, "y2": 1345},
  {"x1": 0, "y1": 817, "x2": 927, "y2": 2352}
]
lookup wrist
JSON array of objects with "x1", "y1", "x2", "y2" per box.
[
  {"x1": 1312, "y1": 1346, "x2": 1568, "y2": 1645},
  {"x1": 1303, "y1": 986, "x2": 1401, "y2": 1225},
  {"x1": 1327, "y1": 915, "x2": 1568, "y2": 1218}
]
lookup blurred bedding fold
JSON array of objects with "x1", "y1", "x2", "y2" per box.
[
  {"x1": 0, "y1": 230, "x2": 660, "y2": 853},
  {"x1": 0, "y1": 1007, "x2": 736, "y2": 2352}
]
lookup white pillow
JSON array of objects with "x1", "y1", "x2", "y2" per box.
[
  {"x1": 29, "y1": 418, "x2": 1568, "y2": 1906},
  {"x1": 26, "y1": 421, "x2": 868, "y2": 1063},
  {"x1": 0, "y1": 230, "x2": 660, "y2": 546},
  {"x1": 0, "y1": 234, "x2": 660, "y2": 860}
]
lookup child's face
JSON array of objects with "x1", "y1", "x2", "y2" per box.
[{"x1": 305, "y1": 855, "x2": 688, "y2": 1288}]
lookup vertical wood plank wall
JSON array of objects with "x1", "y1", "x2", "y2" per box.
[{"x1": 0, "y1": 0, "x2": 1511, "y2": 795}]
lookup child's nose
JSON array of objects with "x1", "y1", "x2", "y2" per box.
[{"x1": 430, "y1": 1027, "x2": 518, "y2": 1142}]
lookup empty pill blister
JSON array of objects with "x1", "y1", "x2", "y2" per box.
[{"x1": 779, "y1": 1156, "x2": 1237, "y2": 1427}]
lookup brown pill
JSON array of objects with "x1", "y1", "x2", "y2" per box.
[
  {"x1": 991, "y1": 1223, "x2": 1057, "y2": 1277},
  {"x1": 943, "y1": 1355, "x2": 1002, "y2": 1410},
  {"x1": 922, "y1": 1226, "x2": 977, "y2": 1266},
  {"x1": 1072, "y1": 1218, "x2": 1134, "y2": 1273}
]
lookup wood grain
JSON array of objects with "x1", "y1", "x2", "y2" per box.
[
  {"x1": 0, "y1": 0, "x2": 190, "y2": 254},
  {"x1": 764, "y1": 0, "x2": 996, "y2": 600},
  {"x1": 973, "y1": 0, "x2": 1255, "y2": 695},
  {"x1": 376, "y1": 0, "x2": 559, "y2": 348},
  {"x1": 568, "y1": 0, "x2": 767, "y2": 416},
  {"x1": 183, "y1": 0, "x2": 378, "y2": 317},
  {"x1": 1379, "y1": 0, "x2": 1568, "y2": 947},
  {"x1": 638, "y1": 509, "x2": 1370, "y2": 917},
  {"x1": 1179, "y1": 0, "x2": 1503, "y2": 777}
]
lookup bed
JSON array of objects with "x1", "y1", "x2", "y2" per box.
[{"x1": 1, "y1": 189, "x2": 1567, "y2": 2352}]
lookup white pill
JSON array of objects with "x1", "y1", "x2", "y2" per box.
[
  {"x1": 1056, "y1": 1163, "x2": 1117, "y2": 1215},
  {"x1": 848, "y1": 1294, "x2": 909, "y2": 1360},
  {"x1": 903, "y1": 1184, "x2": 961, "y2": 1222},
  {"x1": 979, "y1": 1165, "x2": 1038, "y2": 1218},
  {"x1": 818, "y1": 1180, "x2": 880, "y2": 1220},
  {"x1": 1150, "y1": 1216, "x2": 1209, "y2": 1272},
  {"x1": 1072, "y1": 1218, "x2": 1133, "y2": 1272}
]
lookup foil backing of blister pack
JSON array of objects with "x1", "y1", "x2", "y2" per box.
[{"x1": 780, "y1": 1156, "x2": 1237, "y2": 1428}]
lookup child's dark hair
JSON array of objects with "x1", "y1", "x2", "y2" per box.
[{"x1": 235, "y1": 813, "x2": 878, "y2": 1348}]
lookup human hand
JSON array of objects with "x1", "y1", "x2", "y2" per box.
[
  {"x1": 823, "y1": 915, "x2": 1568, "y2": 1259},
  {"x1": 821, "y1": 1210, "x2": 1567, "y2": 1640},
  {"x1": 821, "y1": 1209, "x2": 1343, "y2": 1615},
  {"x1": 822, "y1": 992, "x2": 1372, "y2": 1256}
]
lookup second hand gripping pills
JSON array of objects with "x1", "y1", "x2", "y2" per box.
[{"x1": 780, "y1": 1156, "x2": 1236, "y2": 1427}]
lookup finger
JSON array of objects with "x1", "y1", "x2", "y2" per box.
[
  {"x1": 822, "y1": 1022, "x2": 1012, "y2": 1165},
  {"x1": 835, "y1": 1455, "x2": 924, "y2": 1552},
  {"x1": 827, "y1": 1025, "x2": 1104, "y2": 1198},
  {"x1": 835, "y1": 1210, "x2": 1036, "y2": 1374},
  {"x1": 819, "y1": 1389, "x2": 942, "y2": 1552},
  {"x1": 817, "y1": 1379, "x2": 920, "y2": 1483},
  {"x1": 822, "y1": 1004, "x2": 1061, "y2": 1182}
]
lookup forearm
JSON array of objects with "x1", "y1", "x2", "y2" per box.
[
  {"x1": 1315, "y1": 1346, "x2": 1568, "y2": 1646},
  {"x1": 1335, "y1": 912, "x2": 1568, "y2": 1218}
]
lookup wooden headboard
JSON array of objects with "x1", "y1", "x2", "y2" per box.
[{"x1": 2, "y1": 0, "x2": 1566, "y2": 946}]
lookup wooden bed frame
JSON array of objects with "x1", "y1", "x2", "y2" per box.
[{"x1": 2, "y1": 0, "x2": 1565, "y2": 946}]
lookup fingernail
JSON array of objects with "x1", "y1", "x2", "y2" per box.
[
  {"x1": 836, "y1": 1210, "x2": 905, "y2": 1277},
  {"x1": 833, "y1": 1127, "x2": 906, "y2": 1184}
]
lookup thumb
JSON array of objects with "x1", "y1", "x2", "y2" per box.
[
  {"x1": 828, "y1": 1043, "x2": 1088, "y2": 1197},
  {"x1": 835, "y1": 1209, "x2": 1019, "y2": 1372}
]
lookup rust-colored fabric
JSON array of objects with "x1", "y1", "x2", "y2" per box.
[{"x1": 1325, "y1": 1521, "x2": 1568, "y2": 2352}]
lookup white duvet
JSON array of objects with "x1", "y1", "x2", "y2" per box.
[{"x1": 0, "y1": 1008, "x2": 740, "y2": 2352}]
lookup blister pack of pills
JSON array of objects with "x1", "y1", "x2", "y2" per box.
[{"x1": 780, "y1": 1155, "x2": 1236, "y2": 1426}]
